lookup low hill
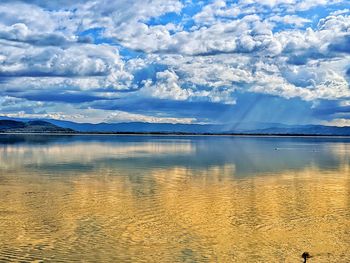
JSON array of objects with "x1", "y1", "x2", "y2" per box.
[{"x1": 0, "y1": 120, "x2": 74, "y2": 133}]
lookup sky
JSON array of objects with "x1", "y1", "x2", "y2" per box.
[{"x1": 0, "y1": 0, "x2": 350, "y2": 126}]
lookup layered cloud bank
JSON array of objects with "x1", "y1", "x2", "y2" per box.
[{"x1": 0, "y1": 0, "x2": 350, "y2": 125}]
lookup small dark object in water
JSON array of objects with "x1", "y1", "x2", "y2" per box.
[{"x1": 301, "y1": 252, "x2": 312, "y2": 262}]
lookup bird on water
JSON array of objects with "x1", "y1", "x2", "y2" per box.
[{"x1": 301, "y1": 252, "x2": 312, "y2": 262}]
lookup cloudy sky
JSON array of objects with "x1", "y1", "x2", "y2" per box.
[{"x1": 0, "y1": 0, "x2": 350, "y2": 125}]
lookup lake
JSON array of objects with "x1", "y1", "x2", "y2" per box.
[{"x1": 0, "y1": 134, "x2": 349, "y2": 262}]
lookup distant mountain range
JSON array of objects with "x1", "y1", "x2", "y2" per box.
[{"x1": 1, "y1": 117, "x2": 350, "y2": 135}]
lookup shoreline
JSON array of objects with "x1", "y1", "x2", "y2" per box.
[{"x1": 1, "y1": 132, "x2": 350, "y2": 138}]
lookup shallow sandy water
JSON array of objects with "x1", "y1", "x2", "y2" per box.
[{"x1": 0, "y1": 135, "x2": 349, "y2": 262}]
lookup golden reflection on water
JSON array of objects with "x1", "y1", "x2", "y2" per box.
[{"x1": 0, "y1": 136, "x2": 349, "y2": 262}]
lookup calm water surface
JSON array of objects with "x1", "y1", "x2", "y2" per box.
[{"x1": 0, "y1": 135, "x2": 349, "y2": 262}]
